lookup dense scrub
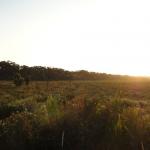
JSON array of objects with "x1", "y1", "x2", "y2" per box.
[{"x1": 0, "y1": 81, "x2": 150, "y2": 150}]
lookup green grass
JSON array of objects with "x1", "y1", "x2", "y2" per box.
[{"x1": 0, "y1": 80, "x2": 150, "y2": 150}]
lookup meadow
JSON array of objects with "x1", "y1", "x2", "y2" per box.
[{"x1": 0, "y1": 80, "x2": 150, "y2": 150}]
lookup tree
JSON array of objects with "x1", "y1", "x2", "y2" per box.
[{"x1": 0, "y1": 61, "x2": 19, "y2": 80}]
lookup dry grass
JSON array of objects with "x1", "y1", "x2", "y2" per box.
[{"x1": 0, "y1": 80, "x2": 150, "y2": 150}]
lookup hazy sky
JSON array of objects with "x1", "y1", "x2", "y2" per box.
[{"x1": 0, "y1": 0, "x2": 150, "y2": 76}]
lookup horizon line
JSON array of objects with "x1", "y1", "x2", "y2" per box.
[{"x1": 1, "y1": 59, "x2": 150, "y2": 78}]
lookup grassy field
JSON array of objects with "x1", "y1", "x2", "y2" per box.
[{"x1": 0, "y1": 80, "x2": 150, "y2": 150}]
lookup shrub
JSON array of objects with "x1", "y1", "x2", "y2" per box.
[
  {"x1": 0, "y1": 111, "x2": 40, "y2": 150},
  {"x1": 14, "y1": 73, "x2": 24, "y2": 86}
]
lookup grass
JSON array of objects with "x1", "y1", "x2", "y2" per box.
[{"x1": 0, "y1": 80, "x2": 150, "y2": 150}]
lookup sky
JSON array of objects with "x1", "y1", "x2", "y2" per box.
[{"x1": 0, "y1": 0, "x2": 150, "y2": 76}]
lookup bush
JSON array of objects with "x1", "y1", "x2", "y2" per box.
[
  {"x1": 0, "y1": 111, "x2": 40, "y2": 150},
  {"x1": 14, "y1": 73, "x2": 24, "y2": 86}
]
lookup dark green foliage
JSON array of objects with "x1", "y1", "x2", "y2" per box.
[
  {"x1": 0, "y1": 111, "x2": 40, "y2": 150},
  {"x1": 0, "y1": 102, "x2": 23, "y2": 119},
  {"x1": 0, "y1": 61, "x2": 19, "y2": 80},
  {"x1": 14, "y1": 73, "x2": 24, "y2": 86},
  {"x1": 0, "y1": 60, "x2": 137, "y2": 81}
]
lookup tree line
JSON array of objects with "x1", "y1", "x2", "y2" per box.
[{"x1": 0, "y1": 60, "x2": 129, "y2": 81}]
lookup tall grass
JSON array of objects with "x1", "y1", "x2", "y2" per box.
[{"x1": 0, "y1": 81, "x2": 150, "y2": 150}]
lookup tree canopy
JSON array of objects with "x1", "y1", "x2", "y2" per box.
[{"x1": 0, "y1": 61, "x2": 129, "y2": 81}]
